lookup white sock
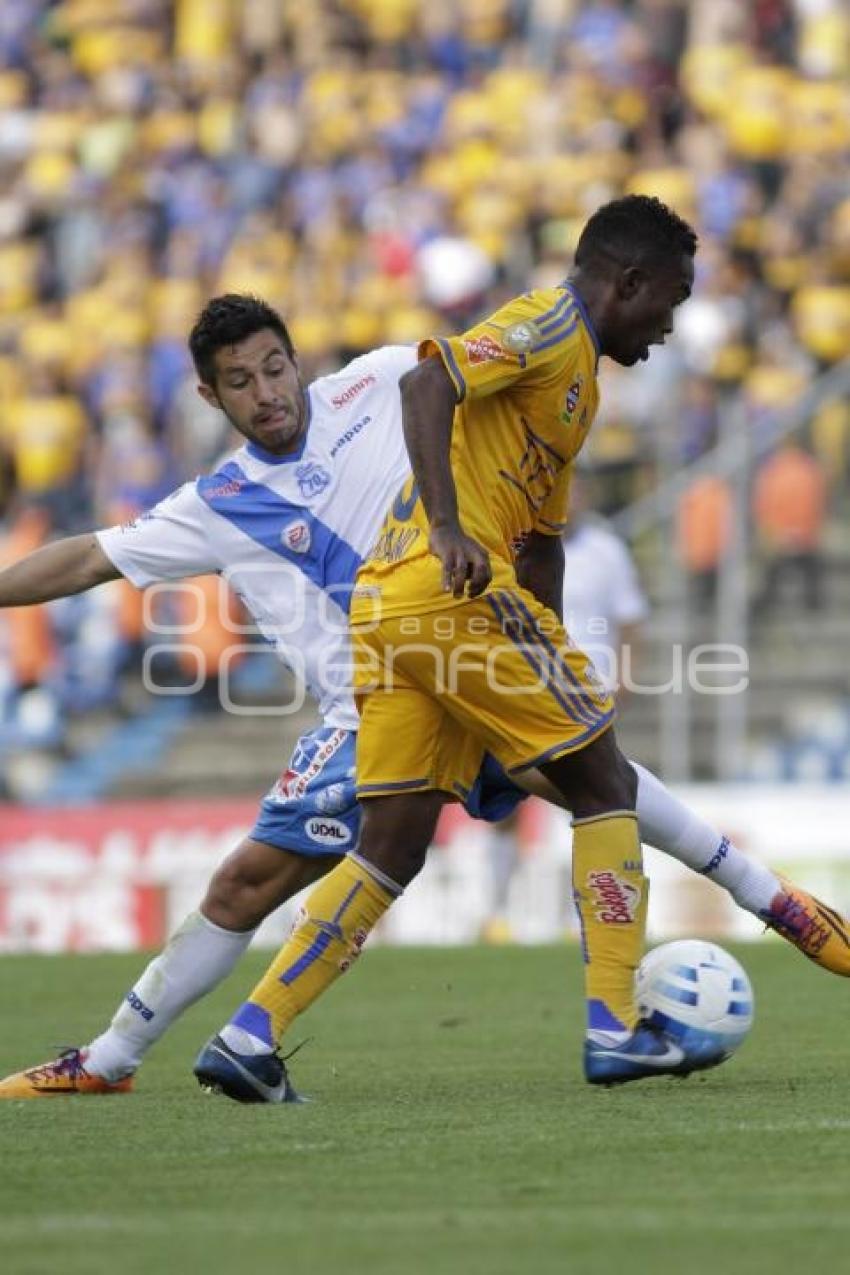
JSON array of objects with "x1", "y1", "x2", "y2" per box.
[
  {"x1": 218, "y1": 1024, "x2": 274, "y2": 1057},
  {"x1": 85, "y1": 911, "x2": 256, "y2": 1081},
  {"x1": 631, "y1": 761, "x2": 780, "y2": 915}
]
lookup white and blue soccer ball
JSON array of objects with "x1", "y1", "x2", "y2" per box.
[{"x1": 635, "y1": 939, "x2": 754, "y2": 1067}]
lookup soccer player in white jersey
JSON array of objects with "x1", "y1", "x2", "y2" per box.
[{"x1": 0, "y1": 293, "x2": 845, "y2": 1101}]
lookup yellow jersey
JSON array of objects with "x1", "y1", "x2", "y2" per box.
[{"x1": 352, "y1": 284, "x2": 601, "y2": 620}]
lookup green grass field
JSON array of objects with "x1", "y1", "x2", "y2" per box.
[{"x1": 1, "y1": 943, "x2": 848, "y2": 1275}]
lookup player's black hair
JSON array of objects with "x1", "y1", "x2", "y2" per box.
[
  {"x1": 189, "y1": 294, "x2": 295, "y2": 385},
  {"x1": 575, "y1": 195, "x2": 698, "y2": 272}
]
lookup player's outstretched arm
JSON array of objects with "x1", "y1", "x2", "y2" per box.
[
  {"x1": 400, "y1": 356, "x2": 492, "y2": 598},
  {"x1": 514, "y1": 531, "x2": 564, "y2": 619},
  {"x1": 0, "y1": 533, "x2": 121, "y2": 607}
]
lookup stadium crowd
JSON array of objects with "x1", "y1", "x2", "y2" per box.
[{"x1": 0, "y1": 0, "x2": 848, "y2": 763}]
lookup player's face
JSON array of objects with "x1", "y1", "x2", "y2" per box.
[
  {"x1": 200, "y1": 329, "x2": 306, "y2": 454},
  {"x1": 608, "y1": 252, "x2": 694, "y2": 367}
]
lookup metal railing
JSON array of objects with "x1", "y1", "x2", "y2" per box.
[{"x1": 609, "y1": 357, "x2": 850, "y2": 782}]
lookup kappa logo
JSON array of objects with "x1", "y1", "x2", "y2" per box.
[
  {"x1": 296, "y1": 461, "x2": 331, "y2": 499},
  {"x1": 587, "y1": 870, "x2": 641, "y2": 924},
  {"x1": 463, "y1": 333, "x2": 508, "y2": 366},
  {"x1": 329, "y1": 414, "x2": 372, "y2": 458},
  {"x1": 305, "y1": 817, "x2": 352, "y2": 847},
  {"x1": 125, "y1": 990, "x2": 154, "y2": 1022},
  {"x1": 282, "y1": 519, "x2": 311, "y2": 554},
  {"x1": 700, "y1": 836, "x2": 730, "y2": 876}
]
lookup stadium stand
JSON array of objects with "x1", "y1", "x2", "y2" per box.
[{"x1": 0, "y1": 0, "x2": 848, "y2": 796}]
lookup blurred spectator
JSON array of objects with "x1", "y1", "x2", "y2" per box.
[
  {"x1": 676, "y1": 475, "x2": 734, "y2": 607},
  {"x1": 0, "y1": 0, "x2": 848, "y2": 774},
  {"x1": 753, "y1": 440, "x2": 828, "y2": 611}
]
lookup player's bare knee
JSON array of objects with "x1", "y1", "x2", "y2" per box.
[
  {"x1": 540, "y1": 730, "x2": 636, "y2": 818},
  {"x1": 358, "y1": 791, "x2": 443, "y2": 887},
  {"x1": 201, "y1": 840, "x2": 318, "y2": 931},
  {"x1": 201, "y1": 861, "x2": 258, "y2": 930}
]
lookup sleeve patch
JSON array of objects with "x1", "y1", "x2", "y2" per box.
[
  {"x1": 501, "y1": 319, "x2": 543, "y2": 354},
  {"x1": 462, "y1": 333, "x2": 510, "y2": 365}
]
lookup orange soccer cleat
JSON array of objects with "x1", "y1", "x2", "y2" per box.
[
  {"x1": 761, "y1": 879, "x2": 850, "y2": 977},
  {"x1": 0, "y1": 1048, "x2": 134, "y2": 1099}
]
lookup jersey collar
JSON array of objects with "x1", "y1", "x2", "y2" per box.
[
  {"x1": 244, "y1": 386, "x2": 313, "y2": 464},
  {"x1": 561, "y1": 283, "x2": 601, "y2": 366}
]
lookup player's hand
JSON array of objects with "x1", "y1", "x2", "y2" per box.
[{"x1": 429, "y1": 523, "x2": 492, "y2": 598}]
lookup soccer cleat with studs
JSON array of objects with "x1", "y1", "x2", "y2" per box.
[
  {"x1": 193, "y1": 1034, "x2": 304, "y2": 1104},
  {"x1": 0, "y1": 1048, "x2": 134, "y2": 1099},
  {"x1": 760, "y1": 878, "x2": 850, "y2": 976},
  {"x1": 584, "y1": 1021, "x2": 723, "y2": 1086}
]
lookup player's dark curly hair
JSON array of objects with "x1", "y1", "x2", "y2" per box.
[
  {"x1": 189, "y1": 294, "x2": 295, "y2": 385},
  {"x1": 575, "y1": 195, "x2": 698, "y2": 271}
]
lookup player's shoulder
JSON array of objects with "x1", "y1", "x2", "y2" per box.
[
  {"x1": 485, "y1": 285, "x2": 581, "y2": 358},
  {"x1": 309, "y1": 346, "x2": 417, "y2": 414},
  {"x1": 149, "y1": 476, "x2": 208, "y2": 515},
  {"x1": 194, "y1": 451, "x2": 258, "y2": 505}
]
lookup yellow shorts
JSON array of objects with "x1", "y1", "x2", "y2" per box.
[{"x1": 352, "y1": 585, "x2": 615, "y2": 800}]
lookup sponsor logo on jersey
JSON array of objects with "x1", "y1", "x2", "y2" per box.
[
  {"x1": 329, "y1": 414, "x2": 372, "y2": 458},
  {"x1": 587, "y1": 870, "x2": 641, "y2": 924},
  {"x1": 502, "y1": 319, "x2": 542, "y2": 354},
  {"x1": 281, "y1": 519, "x2": 311, "y2": 554},
  {"x1": 331, "y1": 373, "x2": 377, "y2": 409},
  {"x1": 305, "y1": 817, "x2": 352, "y2": 846},
  {"x1": 463, "y1": 333, "x2": 508, "y2": 365},
  {"x1": 202, "y1": 477, "x2": 245, "y2": 500},
  {"x1": 296, "y1": 461, "x2": 331, "y2": 498}
]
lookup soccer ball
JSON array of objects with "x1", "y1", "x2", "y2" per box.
[{"x1": 635, "y1": 939, "x2": 754, "y2": 1067}]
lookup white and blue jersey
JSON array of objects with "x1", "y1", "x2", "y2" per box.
[
  {"x1": 98, "y1": 346, "x2": 417, "y2": 730},
  {"x1": 98, "y1": 345, "x2": 526, "y2": 856}
]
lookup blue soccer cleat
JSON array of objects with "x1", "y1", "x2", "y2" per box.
[
  {"x1": 193, "y1": 1034, "x2": 303, "y2": 1104},
  {"x1": 584, "y1": 1021, "x2": 721, "y2": 1086}
]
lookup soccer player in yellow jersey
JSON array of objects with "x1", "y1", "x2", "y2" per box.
[{"x1": 197, "y1": 195, "x2": 702, "y2": 1089}]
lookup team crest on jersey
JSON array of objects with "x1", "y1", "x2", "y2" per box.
[
  {"x1": 502, "y1": 320, "x2": 542, "y2": 354},
  {"x1": 561, "y1": 375, "x2": 584, "y2": 423},
  {"x1": 282, "y1": 519, "x2": 311, "y2": 554},
  {"x1": 296, "y1": 461, "x2": 331, "y2": 499},
  {"x1": 463, "y1": 333, "x2": 508, "y2": 366}
]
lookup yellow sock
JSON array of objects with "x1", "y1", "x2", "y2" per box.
[
  {"x1": 226, "y1": 854, "x2": 399, "y2": 1048},
  {"x1": 571, "y1": 812, "x2": 648, "y2": 1037}
]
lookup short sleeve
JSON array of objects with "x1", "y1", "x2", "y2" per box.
[
  {"x1": 96, "y1": 482, "x2": 219, "y2": 588},
  {"x1": 420, "y1": 289, "x2": 582, "y2": 402},
  {"x1": 362, "y1": 344, "x2": 418, "y2": 385},
  {"x1": 533, "y1": 460, "x2": 574, "y2": 536}
]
